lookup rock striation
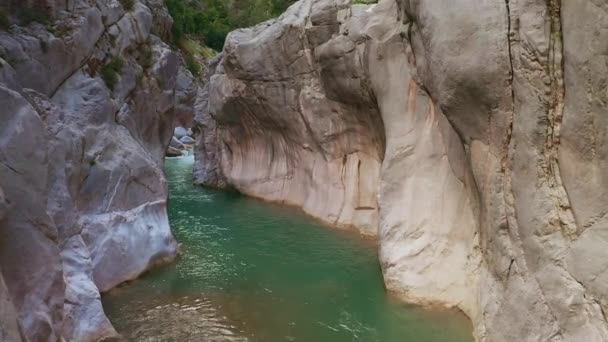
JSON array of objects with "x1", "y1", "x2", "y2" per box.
[
  {"x1": 195, "y1": 0, "x2": 608, "y2": 341},
  {"x1": 0, "y1": 0, "x2": 195, "y2": 340}
]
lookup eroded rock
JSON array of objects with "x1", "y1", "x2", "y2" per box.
[
  {"x1": 166, "y1": 146, "x2": 183, "y2": 157},
  {"x1": 196, "y1": 0, "x2": 608, "y2": 341},
  {"x1": 170, "y1": 136, "x2": 186, "y2": 150},
  {"x1": 174, "y1": 126, "x2": 188, "y2": 139},
  {"x1": 0, "y1": 0, "x2": 194, "y2": 340},
  {"x1": 193, "y1": 53, "x2": 228, "y2": 188},
  {"x1": 0, "y1": 187, "x2": 22, "y2": 342},
  {"x1": 179, "y1": 136, "x2": 195, "y2": 144}
]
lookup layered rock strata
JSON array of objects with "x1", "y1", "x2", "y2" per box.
[
  {"x1": 0, "y1": 0, "x2": 195, "y2": 340},
  {"x1": 195, "y1": 0, "x2": 608, "y2": 341}
]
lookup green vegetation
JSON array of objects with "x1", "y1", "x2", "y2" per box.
[
  {"x1": 119, "y1": 0, "x2": 135, "y2": 11},
  {"x1": 166, "y1": 0, "x2": 296, "y2": 52},
  {"x1": 0, "y1": 49, "x2": 22, "y2": 68},
  {"x1": 139, "y1": 44, "x2": 154, "y2": 68},
  {"x1": 179, "y1": 36, "x2": 216, "y2": 60},
  {"x1": 179, "y1": 37, "x2": 216, "y2": 76},
  {"x1": 0, "y1": 4, "x2": 57, "y2": 29},
  {"x1": 166, "y1": 0, "x2": 295, "y2": 78},
  {"x1": 184, "y1": 53, "x2": 201, "y2": 76},
  {"x1": 16, "y1": 6, "x2": 50, "y2": 26},
  {"x1": 0, "y1": 8, "x2": 9, "y2": 30},
  {"x1": 101, "y1": 57, "x2": 125, "y2": 91}
]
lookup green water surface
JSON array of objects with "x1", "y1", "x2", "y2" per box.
[{"x1": 102, "y1": 156, "x2": 472, "y2": 342}]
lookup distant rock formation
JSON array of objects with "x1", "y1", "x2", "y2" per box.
[{"x1": 195, "y1": 0, "x2": 608, "y2": 341}]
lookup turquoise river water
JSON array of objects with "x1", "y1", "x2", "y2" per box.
[{"x1": 102, "y1": 156, "x2": 472, "y2": 342}]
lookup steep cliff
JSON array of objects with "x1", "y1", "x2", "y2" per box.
[
  {"x1": 0, "y1": 0, "x2": 195, "y2": 340},
  {"x1": 195, "y1": 0, "x2": 608, "y2": 340}
]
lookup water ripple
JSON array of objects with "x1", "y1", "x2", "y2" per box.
[{"x1": 102, "y1": 156, "x2": 472, "y2": 342}]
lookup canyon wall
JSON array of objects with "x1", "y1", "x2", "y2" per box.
[
  {"x1": 0, "y1": 0, "x2": 195, "y2": 340},
  {"x1": 195, "y1": 0, "x2": 608, "y2": 340}
]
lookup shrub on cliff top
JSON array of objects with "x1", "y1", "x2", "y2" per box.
[
  {"x1": 166, "y1": 0, "x2": 297, "y2": 51},
  {"x1": 139, "y1": 44, "x2": 154, "y2": 68},
  {"x1": 16, "y1": 6, "x2": 50, "y2": 26},
  {"x1": 119, "y1": 0, "x2": 135, "y2": 11},
  {"x1": 165, "y1": 0, "x2": 296, "y2": 82},
  {"x1": 0, "y1": 8, "x2": 10, "y2": 30},
  {"x1": 184, "y1": 53, "x2": 201, "y2": 77},
  {"x1": 101, "y1": 57, "x2": 125, "y2": 91}
]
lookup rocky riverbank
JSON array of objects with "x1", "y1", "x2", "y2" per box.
[
  {"x1": 0, "y1": 0, "x2": 198, "y2": 340},
  {"x1": 166, "y1": 126, "x2": 196, "y2": 157}
]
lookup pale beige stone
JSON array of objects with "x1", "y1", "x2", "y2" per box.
[{"x1": 196, "y1": 0, "x2": 608, "y2": 341}]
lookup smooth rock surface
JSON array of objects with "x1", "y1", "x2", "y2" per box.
[
  {"x1": 179, "y1": 136, "x2": 195, "y2": 144},
  {"x1": 196, "y1": 1, "x2": 385, "y2": 235},
  {"x1": 170, "y1": 136, "x2": 186, "y2": 150},
  {"x1": 166, "y1": 146, "x2": 183, "y2": 157},
  {"x1": 196, "y1": 0, "x2": 608, "y2": 341},
  {"x1": 174, "y1": 126, "x2": 188, "y2": 139},
  {"x1": 0, "y1": 0, "x2": 193, "y2": 340}
]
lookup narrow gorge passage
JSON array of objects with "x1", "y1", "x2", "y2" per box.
[{"x1": 102, "y1": 156, "x2": 473, "y2": 342}]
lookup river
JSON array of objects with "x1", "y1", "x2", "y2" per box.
[{"x1": 102, "y1": 155, "x2": 472, "y2": 342}]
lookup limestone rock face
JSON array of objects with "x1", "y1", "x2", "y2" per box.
[
  {"x1": 197, "y1": 0, "x2": 608, "y2": 340},
  {"x1": 193, "y1": 54, "x2": 228, "y2": 189},
  {"x1": 174, "y1": 66, "x2": 198, "y2": 127},
  {"x1": 0, "y1": 0, "x2": 190, "y2": 340},
  {"x1": 195, "y1": 5, "x2": 385, "y2": 234},
  {"x1": 0, "y1": 85, "x2": 66, "y2": 342},
  {"x1": 0, "y1": 187, "x2": 22, "y2": 342}
]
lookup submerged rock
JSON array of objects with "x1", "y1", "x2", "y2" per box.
[{"x1": 196, "y1": 0, "x2": 608, "y2": 341}]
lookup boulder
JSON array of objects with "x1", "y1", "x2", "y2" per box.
[
  {"x1": 170, "y1": 136, "x2": 185, "y2": 150},
  {"x1": 166, "y1": 146, "x2": 183, "y2": 157},
  {"x1": 174, "y1": 126, "x2": 188, "y2": 139},
  {"x1": 179, "y1": 136, "x2": 195, "y2": 144}
]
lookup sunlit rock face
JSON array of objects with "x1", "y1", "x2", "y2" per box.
[
  {"x1": 197, "y1": 0, "x2": 608, "y2": 340},
  {"x1": 0, "y1": 0, "x2": 193, "y2": 340}
]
